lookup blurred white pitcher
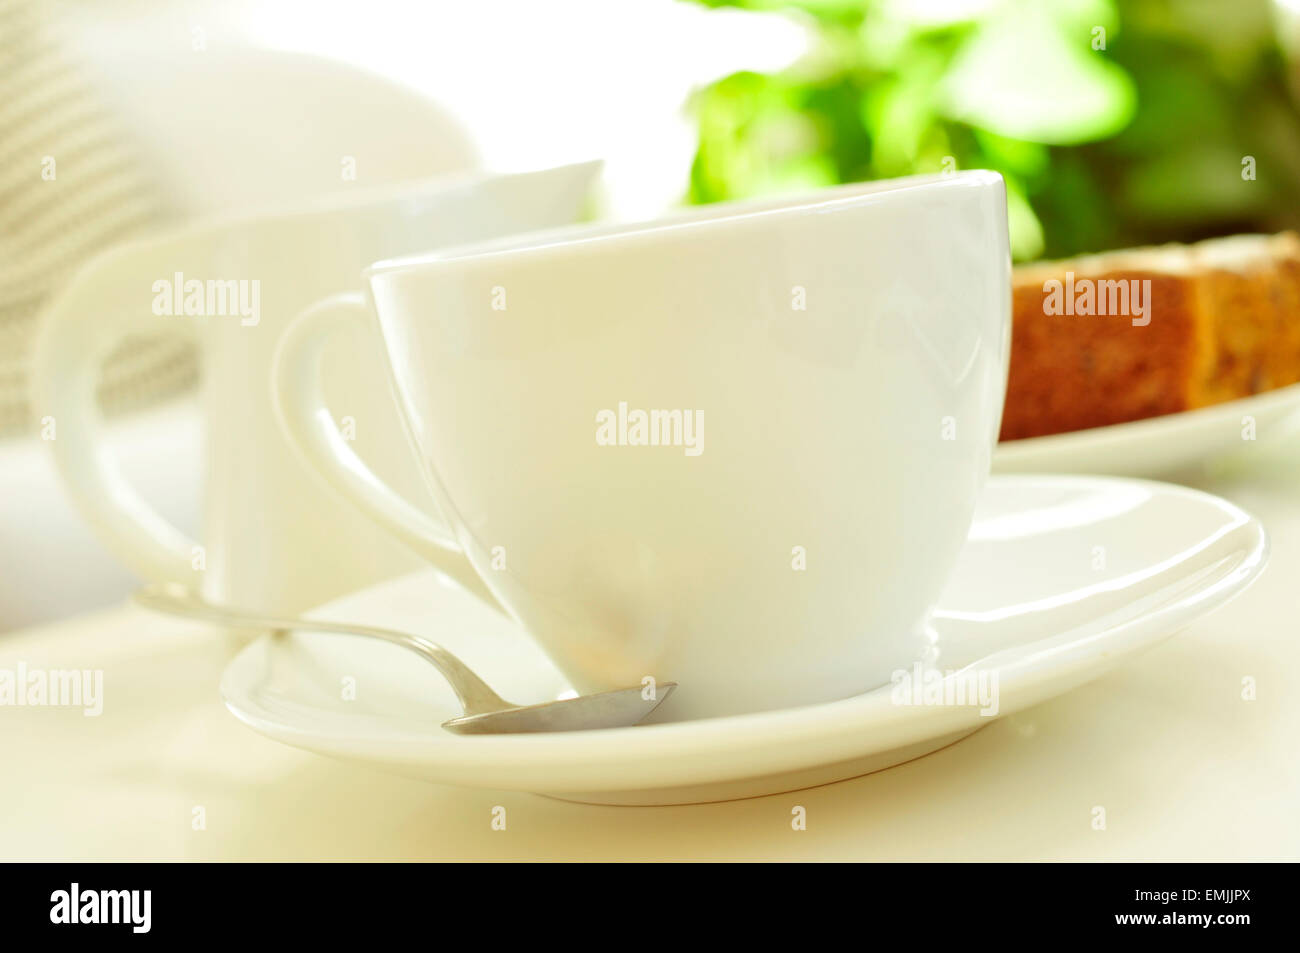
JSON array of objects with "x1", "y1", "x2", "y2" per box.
[{"x1": 33, "y1": 163, "x2": 600, "y2": 614}]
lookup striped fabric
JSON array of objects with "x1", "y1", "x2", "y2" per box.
[{"x1": 0, "y1": 0, "x2": 196, "y2": 437}]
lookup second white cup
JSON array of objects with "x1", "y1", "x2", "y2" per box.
[{"x1": 33, "y1": 162, "x2": 600, "y2": 615}]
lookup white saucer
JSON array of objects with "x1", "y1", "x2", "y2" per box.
[
  {"x1": 221, "y1": 475, "x2": 1267, "y2": 805},
  {"x1": 993, "y1": 382, "x2": 1300, "y2": 478}
]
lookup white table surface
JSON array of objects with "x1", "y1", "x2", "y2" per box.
[{"x1": 3, "y1": 438, "x2": 1298, "y2": 861}]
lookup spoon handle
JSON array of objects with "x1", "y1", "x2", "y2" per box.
[{"x1": 133, "y1": 583, "x2": 513, "y2": 716}]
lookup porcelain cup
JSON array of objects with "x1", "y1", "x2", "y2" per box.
[{"x1": 274, "y1": 171, "x2": 1011, "y2": 719}]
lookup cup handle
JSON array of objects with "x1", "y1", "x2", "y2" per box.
[
  {"x1": 31, "y1": 258, "x2": 201, "y2": 584},
  {"x1": 272, "y1": 292, "x2": 503, "y2": 612}
]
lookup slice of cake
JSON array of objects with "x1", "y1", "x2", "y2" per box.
[{"x1": 1000, "y1": 231, "x2": 1300, "y2": 441}]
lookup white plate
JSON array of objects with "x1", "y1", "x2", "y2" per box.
[
  {"x1": 993, "y1": 383, "x2": 1300, "y2": 477},
  {"x1": 221, "y1": 475, "x2": 1267, "y2": 805}
]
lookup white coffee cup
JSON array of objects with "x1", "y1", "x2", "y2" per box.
[
  {"x1": 33, "y1": 162, "x2": 601, "y2": 615},
  {"x1": 275, "y1": 171, "x2": 1010, "y2": 720}
]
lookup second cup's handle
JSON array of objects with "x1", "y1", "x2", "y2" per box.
[
  {"x1": 272, "y1": 292, "x2": 503, "y2": 613},
  {"x1": 31, "y1": 251, "x2": 202, "y2": 585}
]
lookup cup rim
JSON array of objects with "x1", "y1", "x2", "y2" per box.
[
  {"x1": 365, "y1": 169, "x2": 1004, "y2": 280},
  {"x1": 60, "y1": 160, "x2": 604, "y2": 270}
]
